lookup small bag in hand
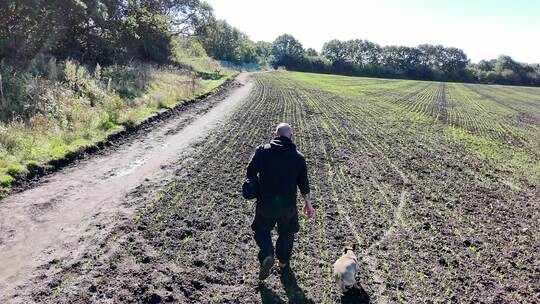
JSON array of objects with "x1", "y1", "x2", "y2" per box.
[{"x1": 242, "y1": 178, "x2": 259, "y2": 200}]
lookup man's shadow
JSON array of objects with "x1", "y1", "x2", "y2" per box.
[
  {"x1": 279, "y1": 269, "x2": 316, "y2": 304},
  {"x1": 258, "y1": 269, "x2": 370, "y2": 304},
  {"x1": 258, "y1": 282, "x2": 286, "y2": 304},
  {"x1": 258, "y1": 269, "x2": 315, "y2": 304}
]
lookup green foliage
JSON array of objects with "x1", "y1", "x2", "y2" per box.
[
  {"x1": 254, "y1": 41, "x2": 274, "y2": 65},
  {"x1": 6, "y1": 163, "x2": 26, "y2": 176},
  {"x1": 0, "y1": 0, "x2": 214, "y2": 66},
  {"x1": 63, "y1": 60, "x2": 106, "y2": 104},
  {"x1": 472, "y1": 55, "x2": 540, "y2": 86},
  {"x1": 0, "y1": 57, "x2": 230, "y2": 196},
  {"x1": 196, "y1": 19, "x2": 257, "y2": 64},
  {"x1": 47, "y1": 58, "x2": 60, "y2": 81},
  {"x1": 0, "y1": 174, "x2": 14, "y2": 187},
  {"x1": 0, "y1": 123, "x2": 22, "y2": 153},
  {"x1": 318, "y1": 39, "x2": 471, "y2": 81},
  {"x1": 271, "y1": 34, "x2": 305, "y2": 67},
  {"x1": 172, "y1": 37, "x2": 227, "y2": 75},
  {"x1": 306, "y1": 48, "x2": 318, "y2": 57},
  {"x1": 99, "y1": 98, "x2": 123, "y2": 131},
  {"x1": 0, "y1": 63, "x2": 28, "y2": 121},
  {"x1": 275, "y1": 35, "x2": 538, "y2": 86}
]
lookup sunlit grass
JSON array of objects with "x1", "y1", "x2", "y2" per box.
[{"x1": 0, "y1": 64, "x2": 234, "y2": 197}]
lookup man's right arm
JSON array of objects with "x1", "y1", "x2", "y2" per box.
[{"x1": 246, "y1": 146, "x2": 261, "y2": 180}]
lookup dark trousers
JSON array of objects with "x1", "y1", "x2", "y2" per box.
[{"x1": 251, "y1": 206, "x2": 300, "y2": 264}]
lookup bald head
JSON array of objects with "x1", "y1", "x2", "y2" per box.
[{"x1": 275, "y1": 122, "x2": 293, "y2": 138}]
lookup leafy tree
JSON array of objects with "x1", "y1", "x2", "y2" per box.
[
  {"x1": 417, "y1": 44, "x2": 446, "y2": 68},
  {"x1": 322, "y1": 39, "x2": 347, "y2": 64},
  {"x1": 165, "y1": 0, "x2": 214, "y2": 35},
  {"x1": 494, "y1": 55, "x2": 520, "y2": 73},
  {"x1": 440, "y1": 47, "x2": 469, "y2": 78},
  {"x1": 319, "y1": 39, "x2": 475, "y2": 81},
  {"x1": 0, "y1": 0, "x2": 78, "y2": 65},
  {"x1": 0, "y1": 0, "x2": 215, "y2": 66},
  {"x1": 196, "y1": 19, "x2": 256, "y2": 64},
  {"x1": 254, "y1": 41, "x2": 273, "y2": 64},
  {"x1": 341, "y1": 39, "x2": 382, "y2": 66},
  {"x1": 271, "y1": 34, "x2": 305, "y2": 67},
  {"x1": 476, "y1": 59, "x2": 495, "y2": 72},
  {"x1": 381, "y1": 46, "x2": 422, "y2": 73},
  {"x1": 306, "y1": 48, "x2": 318, "y2": 57}
]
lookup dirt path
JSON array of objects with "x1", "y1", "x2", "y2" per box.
[{"x1": 0, "y1": 73, "x2": 253, "y2": 300}]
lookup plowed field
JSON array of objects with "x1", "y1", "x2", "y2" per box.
[{"x1": 27, "y1": 72, "x2": 540, "y2": 303}]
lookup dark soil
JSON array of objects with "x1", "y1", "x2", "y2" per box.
[{"x1": 8, "y1": 72, "x2": 540, "y2": 303}]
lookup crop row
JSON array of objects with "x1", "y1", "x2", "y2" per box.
[
  {"x1": 37, "y1": 71, "x2": 540, "y2": 303},
  {"x1": 256, "y1": 72, "x2": 539, "y2": 302}
]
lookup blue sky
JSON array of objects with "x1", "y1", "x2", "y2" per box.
[{"x1": 204, "y1": 0, "x2": 540, "y2": 63}]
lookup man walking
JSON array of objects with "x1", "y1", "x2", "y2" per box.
[{"x1": 246, "y1": 123, "x2": 315, "y2": 280}]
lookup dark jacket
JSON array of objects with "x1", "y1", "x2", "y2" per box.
[{"x1": 246, "y1": 136, "x2": 310, "y2": 212}]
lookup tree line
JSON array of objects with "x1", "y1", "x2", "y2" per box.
[
  {"x1": 0, "y1": 0, "x2": 213, "y2": 66},
  {"x1": 1, "y1": 1, "x2": 538, "y2": 86},
  {"x1": 217, "y1": 31, "x2": 539, "y2": 86},
  {"x1": 197, "y1": 21, "x2": 540, "y2": 86}
]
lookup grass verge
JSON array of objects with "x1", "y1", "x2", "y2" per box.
[{"x1": 0, "y1": 69, "x2": 236, "y2": 198}]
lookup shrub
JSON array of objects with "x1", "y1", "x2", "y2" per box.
[
  {"x1": 102, "y1": 64, "x2": 153, "y2": 99},
  {"x1": 63, "y1": 60, "x2": 107, "y2": 105},
  {"x1": 0, "y1": 174, "x2": 14, "y2": 187},
  {"x1": 26, "y1": 160, "x2": 39, "y2": 169},
  {"x1": 6, "y1": 163, "x2": 26, "y2": 176},
  {"x1": 47, "y1": 58, "x2": 60, "y2": 81},
  {"x1": 121, "y1": 117, "x2": 137, "y2": 130},
  {"x1": 0, "y1": 63, "x2": 29, "y2": 122},
  {"x1": 98, "y1": 98, "x2": 123, "y2": 130},
  {"x1": 157, "y1": 100, "x2": 169, "y2": 109},
  {"x1": 0, "y1": 123, "x2": 22, "y2": 153},
  {"x1": 25, "y1": 77, "x2": 64, "y2": 120}
]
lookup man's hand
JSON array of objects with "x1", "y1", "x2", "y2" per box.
[
  {"x1": 302, "y1": 194, "x2": 315, "y2": 218},
  {"x1": 303, "y1": 202, "x2": 315, "y2": 218}
]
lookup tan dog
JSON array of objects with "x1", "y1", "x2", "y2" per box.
[{"x1": 333, "y1": 244, "x2": 359, "y2": 293}]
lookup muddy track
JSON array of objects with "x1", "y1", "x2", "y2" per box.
[
  {"x1": 0, "y1": 73, "x2": 254, "y2": 301},
  {"x1": 9, "y1": 78, "x2": 238, "y2": 195}
]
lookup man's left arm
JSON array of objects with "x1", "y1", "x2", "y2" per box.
[{"x1": 298, "y1": 157, "x2": 315, "y2": 218}]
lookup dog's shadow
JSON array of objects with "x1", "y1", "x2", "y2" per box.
[
  {"x1": 258, "y1": 270, "x2": 370, "y2": 304},
  {"x1": 341, "y1": 285, "x2": 371, "y2": 304}
]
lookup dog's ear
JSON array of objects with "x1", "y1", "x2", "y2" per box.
[
  {"x1": 342, "y1": 246, "x2": 351, "y2": 254},
  {"x1": 352, "y1": 243, "x2": 358, "y2": 251}
]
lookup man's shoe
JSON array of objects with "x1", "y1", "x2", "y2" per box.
[{"x1": 259, "y1": 256, "x2": 274, "y2": 280}]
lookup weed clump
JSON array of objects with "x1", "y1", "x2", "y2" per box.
[
  {"x1": 0, "y1": 174, "x2": 14, "y2": 187},
  {"x1": 98, "y1": 98, "x2": 123, "y2": 131},
  {"x1": 6, "y1": 164, "x2": 26, "y2": 177}
]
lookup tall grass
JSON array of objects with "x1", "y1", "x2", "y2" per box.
[{"x1": 0, "y1": 45, "x2": 234, "y2": 196}]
